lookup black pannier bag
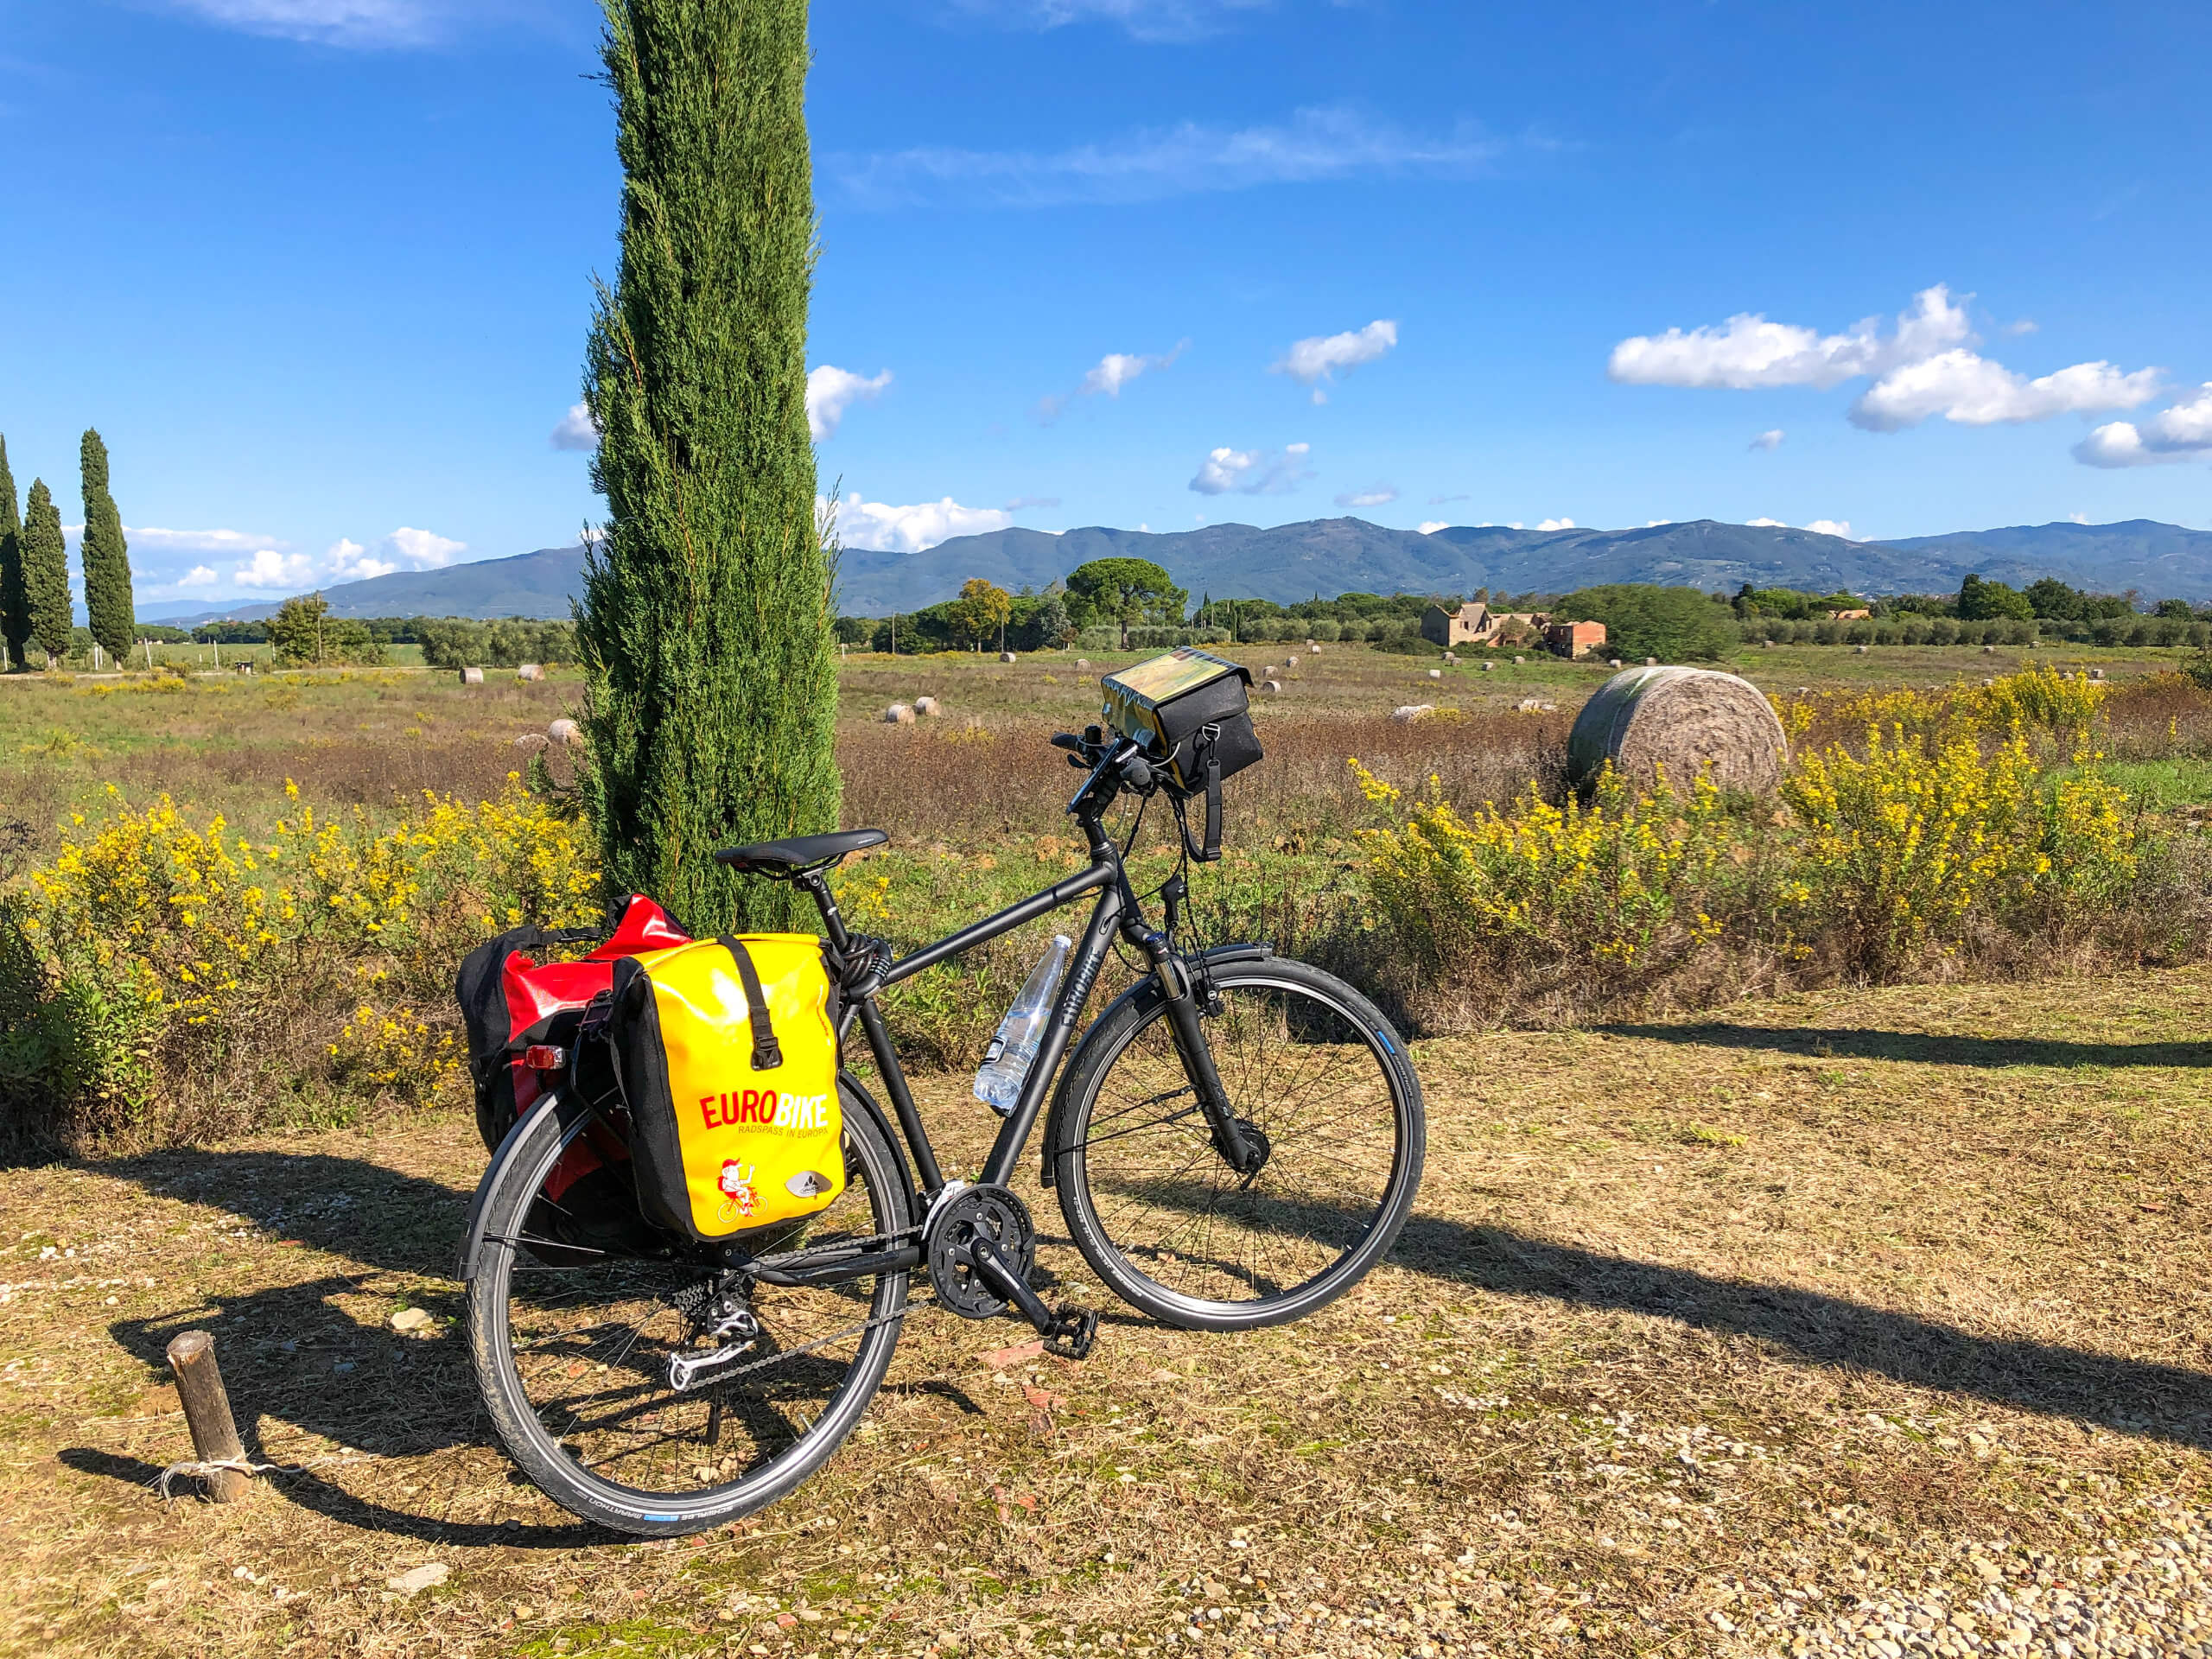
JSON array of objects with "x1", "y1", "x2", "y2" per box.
[{"x1": 1100, "y1": 648, "x2": 1263, "y2": 860}]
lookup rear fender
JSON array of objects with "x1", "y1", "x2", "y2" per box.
[
  {"x1": 455, "y1": 1071, "x2": 912, "y2": 1281},
  {"x1": 1038, "y1": 942, "x2": 1274, "y2": 1188}
]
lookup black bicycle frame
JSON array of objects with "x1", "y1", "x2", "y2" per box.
[{"x1": 789, "y1": 739, "x2": 1256, "y2": 1220}]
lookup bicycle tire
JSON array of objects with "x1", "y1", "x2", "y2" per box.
[
  {"x1": 1050, "y1": 957, "x2": 1424, "y2": 1332},
  {"x1": 467, "y1": 1084, "x2": 912, "y2": 1536}
]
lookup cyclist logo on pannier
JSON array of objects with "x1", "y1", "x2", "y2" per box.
[{"x1": 717, "y1": 1160, "x2": 760, "y2": 1220}]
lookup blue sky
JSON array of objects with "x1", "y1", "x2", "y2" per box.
[{"x1": 2, "y1": 0, "x2": 2208, "y2": 607}]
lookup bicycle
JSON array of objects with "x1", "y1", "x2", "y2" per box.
[{"x1": 459, "y1": 725, "x2": 1427, "y2": 1535}]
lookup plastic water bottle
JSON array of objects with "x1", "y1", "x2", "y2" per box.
[{"x1": 974, "y1": 935, "x2": 1071, "y2": 1116}]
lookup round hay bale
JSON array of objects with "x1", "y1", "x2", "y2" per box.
[
  {"x1": 1392, "y1": 703, "x2": 1433, "y2": 722},
  {"x1": 1480, "y1": 660, "x2": 1493, "y2": 672},
  {"x1": 1427, "y1": 668, "x2": 1442, "y2": 679},
  {"x1": 547, "y1": 717, "x2": 583, "y2": 747},
  {"x1": 999, "y1": 652, "x2": 1018, "y2": 664},
  {"x1": 458, "y1": 666, "x2": 484, "y2": 686},
  {"x1": 1076, "y1": 658, "x2": 1090, "y2": 671},
  {"x1": 884, "y1": 702, "x2": 916, "y2": 724},
  {"x1": 914, "y1": 696, "x2": 941, "y2": 716},
  {"x1": 517, "y1": 663, "x2": 544, "y2": 682},
  {"x1": 1567, "y1": 666, "x2": 1786, "y2": 794},
  {"x1": 1262, "y1": 678, "x2": 1284, "y2": 695}
]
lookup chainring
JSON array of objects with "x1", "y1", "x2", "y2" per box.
[{"x1": 924, "y1": 1184, "x2": 1037, "y2": 1319}]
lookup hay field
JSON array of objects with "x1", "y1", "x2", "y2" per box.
[{"x1": 3, "y1": 969, "x2": 2208, "y2": 1657}]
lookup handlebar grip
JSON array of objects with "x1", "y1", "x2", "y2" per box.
[{"x1": 1050, "y1": 733, "x2": 1084, "y2": 753}]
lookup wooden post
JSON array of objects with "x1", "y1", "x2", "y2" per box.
[{"x1": 165, "y1": 1330, "x2": 251, "y2": 1502}]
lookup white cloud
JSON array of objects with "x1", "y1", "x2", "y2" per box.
[
  {"x1": 1427, "y1": 493, "x2": 1470, "y2": 505},
  {"x1": 1610, "y1": 286, "x2": 1972, "y2": 391},
  {"x1": 949, "y1": 0, "x2": 1272, "y2": 43},
  {"x1": 824, "y1": 493, "x2": 1013, "y2": 554},
  {"x1": 1611, "y1": 283, "x2": 2160, "y2": 442},
  {"x1": 158, "y1": 0, "x2": 488, "y2": 49},
  {"x1": 1274, "y1": 320, "x2": 1397, "y2": 399},
  {"x1": 550, "y1": 403, "x2": 598, "y2": 451},
  {"x1": 1749, "y1": 429, "x2": 1785, "y2": 452},
  {"x1": 1851, "y1": 351, "x2": 2159, "y2": 431},
  {"x1": 1745, "y1": 517, "x2": 1789, "y2": 527},
  {"x1": 2074, "y1": 383, "x2": 2212, "y2": 467},
  {"x1": 234, "y1": 549, "x2": 318, "y2": 588},
  {"x1": 1189, "y1": 442, "x2": 1313, "y2": 496},
  {"x1": 1536, "y1": 518, "x2": 1575, "y2": 531},
  {"x1": 124, "y1": 525, "x2": 289, "y2": 554},
  {"x1": 1805, "y1": 519, "x2": 1857, "y2": 540},
  {"x1": 1334, "y1": 485, "x2": 1399, "y2": 509},
  {"x1": 1004, "y1": 495, "x2": 1062, "y2": 510},
  {"x1": 2070, "y1": 512, "x2": 2090, "y2": 524},
  {"x1": 178, "y1": 565, "x2": 219, "y2": 588},
  {"x1": 831, "y1": 106, "x2": 1505, "y2": 209},
  {"x1": 807, "y1": 366, "x2": 893, "y2": 441},
  {"x1": 1038, "y1": 343, "x2": 1185, "y2": 423},
  {"x1": 326, "y1": 538, "x2": 398, "y2": 582},
  {"x1": 379, "y1": 526, "x2": 467, "y2": 569},
  {"x1": 1418, "y1": 520, "x2": 1451, "y2": 535}
]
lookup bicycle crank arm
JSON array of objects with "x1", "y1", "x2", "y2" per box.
[{"x1": 969, "y1": 1236, "x2": 1099, "y2": 1360}]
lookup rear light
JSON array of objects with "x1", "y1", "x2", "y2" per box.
[{"x1": 523, "y1": 1045, "x2": 568, "y2": 1071}]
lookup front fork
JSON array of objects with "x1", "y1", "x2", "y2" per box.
[{"x1": 1135, "y1": 928, "x2": 1265, "y2": 1178}]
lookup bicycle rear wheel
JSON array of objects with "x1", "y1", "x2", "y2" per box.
[
  {"x1": 1051, "y1": 956, "x2": 1423, "y2": 1332},
  {"x1": 467, "y1": 1086, "x2": 911, "y2": 1536}
]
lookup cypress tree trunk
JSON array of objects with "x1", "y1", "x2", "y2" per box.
[
  {"x1": 577, "y1": 0, "x2": 837, "y2": 934},
  {"x1": 0, "y1": 435, "x2": 26, "y2": 671},
  {"x1": 21, "y1": 480, "x2": 71, "y2": 669},
  {"x1": 79, "y1": 429, "x2": 135, "y2": 662}
]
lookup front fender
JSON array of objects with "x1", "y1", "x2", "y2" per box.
[{"x1": 1037, "y1": 942, "x2": 1274, "y2": 1188}]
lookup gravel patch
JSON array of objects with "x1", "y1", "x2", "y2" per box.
[{"x1": 1736, "y1": 1498, "x2": 2210, "y2": 1658}]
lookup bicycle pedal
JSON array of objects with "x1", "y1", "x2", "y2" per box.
[{"x1": 1042, "y1": 1304, "x2": 1098, "y2": 1360}]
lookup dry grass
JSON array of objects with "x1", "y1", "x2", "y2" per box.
[{"x1": 4, "y1": 969, "x2": 2208, "y2": 1657}]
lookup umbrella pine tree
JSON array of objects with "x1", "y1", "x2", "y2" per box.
[
  {"x1": 576, "y1": 0, "x2": 838, "y2": 933},
  {"x1": 79, "y1": 429, "x2": 134, "y2": 663}
]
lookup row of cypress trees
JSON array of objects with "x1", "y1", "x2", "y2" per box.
[{"x1": 0, "y1": 429, "x2": 135, "y2": 671}]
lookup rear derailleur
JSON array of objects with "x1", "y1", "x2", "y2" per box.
[
  {"x1": 664, "y1": 1274, "x2": 763, "y2": 1392},
  {"x1": 924, "y1": 1183, "x2": 1097, "y2": 1360}
]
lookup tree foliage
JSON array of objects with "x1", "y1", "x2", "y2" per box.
[
  {"x1": 78, "y1": 429, "x2": 134, "y2": 662},
  {"x1": 1552, "y1": 584, "x2": 1735, "y2": 662},
  {"x1": 1956, "y1": 574, "x2": 2034, "y2": 621},
  {"x1": 0, "y1": 435, "x2": 25, "y2": 670},
  {"x1": 264, "y1": 596, "x2": 382, "y2": 666},
  {"x1": 1065, "y1": 557, "x2": 1186, "y2": 647},
  {"x1": 577, "y1": 0, "x2": 836, "y2": 935},
  {"x1": 946, "y1": 577, "x2": 1012, "y2": 648},
  {"x1": 418, "y1": 616, "x2": 576, "y2": 669},
  {"x1": 20, "y1": 480, "x2": 70, "y2": 666}
]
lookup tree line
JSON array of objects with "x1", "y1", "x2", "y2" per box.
[{"x1": 0, "y1": 429, "x2": 135, "y2": 671}]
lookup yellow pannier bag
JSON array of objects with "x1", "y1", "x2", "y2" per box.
[{"x1": 607, "y1": 934, "x2": 845, "y2": 1243}]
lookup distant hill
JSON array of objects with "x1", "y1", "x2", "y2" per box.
[
  {"x1": 143, "y1": 518, "x2": 2212, "y2": 626},
  {"x1": 160, "y1": 543, "x2": 591, "y2": 626}
]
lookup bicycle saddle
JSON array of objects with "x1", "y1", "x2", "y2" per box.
[{"x1": 712, "y1": 829, "x2": 888, "y2": 874}]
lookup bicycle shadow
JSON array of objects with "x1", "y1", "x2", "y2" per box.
[
  {"x1": 1596, "y1": 1022, "x2": 2212, "y2": 1071},
  {"x1": 55, "y1": 1146, "x2": 610, "y2": 1545}
]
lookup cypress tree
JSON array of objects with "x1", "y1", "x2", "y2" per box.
[
  {"x1": 79, "y1": 429, "x2": 135, "y2": 661},
  {"x1": 576, "y1": 0, "x2": 837, "y2": 933},
  {"x1": 22, "y1": 480, "x2": 71, "y2": 668},
  {"x1": 0, "y1": 435, "x2": 26, "y2": 671}
]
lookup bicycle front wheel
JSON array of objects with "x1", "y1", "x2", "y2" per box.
[
  {"x1": 467, "y1": 1086, "x2": 912, "y2": 1536},
  {"x1": 1051, "y1": 956, "x2": 1424, "y2": 1332}
]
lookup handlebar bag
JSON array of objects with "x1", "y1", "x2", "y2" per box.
[
  {"x1": 606, "y1": 934, "x2": 845, "y2": 1243},
  {"x1": 1101, "y1": 648, "x2": 1264, "y2": 856}
]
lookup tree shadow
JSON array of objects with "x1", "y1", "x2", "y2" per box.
[
  {"x1": 1597, "y1": 1023, "x2": 2212, "y2": 1071},
  {"x1": 1389, "y1": 1214, "x2": 2212, "y2": 1447}
]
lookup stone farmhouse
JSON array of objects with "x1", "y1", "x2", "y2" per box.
[{"x1": 1421, "y1": 601, "x2": 1608, "y2": 658}]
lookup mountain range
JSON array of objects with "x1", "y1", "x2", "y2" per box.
[{"x1": 141, "y1": 517, "x2": 2212, "y2": 626}]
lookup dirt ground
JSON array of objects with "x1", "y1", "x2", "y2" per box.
[{"x1": 3, "y1": 968, "x2": 2209, "y2": 1658}]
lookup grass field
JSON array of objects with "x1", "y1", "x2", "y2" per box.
[
  {"x1": 3, "y1": 968, "x2": 2208, "y2": 1657},
  {"x1": 7, "y1": 642, "x2": 2212, "y2": 1656}
]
